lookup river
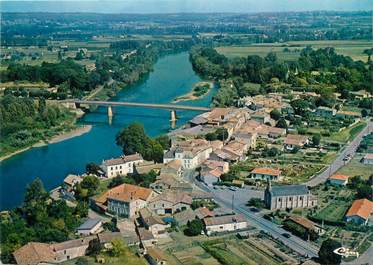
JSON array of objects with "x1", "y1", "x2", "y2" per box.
[{"x1": 0, "y1": 52, "x2": 216, "y2": 210}]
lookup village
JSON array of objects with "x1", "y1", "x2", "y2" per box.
[{"x1": 12, "y1": 89, "x2": 373, "y2": 265}]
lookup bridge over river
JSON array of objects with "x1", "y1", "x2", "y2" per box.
[{"x1": 62, "y1": 99, "x2": 211, "y2": 121}]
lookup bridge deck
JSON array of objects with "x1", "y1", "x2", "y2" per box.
[{"x1": 67, "y1": 100, "x2": 211, "y2": 111}]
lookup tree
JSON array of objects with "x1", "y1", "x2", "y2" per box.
[
  {"x1": 108, "y1": 175, "x2": 125, "y2": 188},
  {"x1": 205, "y1": 132, "x2": 218, "y2": 141},
  {"x1": 276, "y1": 118, "x2": 288, "y2": 129},
  {"x1": 356, "y1": 184, "x2": 373, "y2": 200},
  {"x1": 116, "y1": 123, "x2": 164, "y2": 162},
  {"x1": 247, "y1": 198, "x2": 265, "y2": 208},
  {"x1": 86, "y1": 163, "x2": 102, "y2": 175},
  {"x1": 270, "y1": 109, "x2": 281, "y2": 121},
  {"x1": 312, "y1": 134, "x2": 321, "y2": 146},
  {"x1": 185, "y1": 219, "x2": 204, "y2": 236},
  {"x1": 361, "y1": 109, "x2": 368, "y2": 117},
  {"x1": 318, "y1": 239, "x2": 342, "y2": 265},
  {"x1": 216, "y1": 128, "x2": 228, "y2": 141}
]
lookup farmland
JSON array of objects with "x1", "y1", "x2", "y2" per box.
[
  {"x1": 216, "y1": 40, "x2": 373, "y2": 62},
  {"x1": 160, "y1": 232, "x2": 298, "y2": 265}
]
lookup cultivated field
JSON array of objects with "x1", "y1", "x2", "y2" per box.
[{"x1": 216, "y1": 40, "x2": 373, "y2": 62}]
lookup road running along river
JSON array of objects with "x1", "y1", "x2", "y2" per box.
[{"x1": 0, "y1": 52, "x2": 217, "y2": 210}]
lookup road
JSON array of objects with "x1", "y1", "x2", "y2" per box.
[
  {"x1": 306, "y1": 121, "x2": 373, "y2": 187},
  {"x1": 185, "y1": 171, "x2": 319, "y2": 258}
]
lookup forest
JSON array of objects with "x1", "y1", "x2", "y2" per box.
[{"x1": 189, "y1": 46, "x2": 373, "y2": 108}]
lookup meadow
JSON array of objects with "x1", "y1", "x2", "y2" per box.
[{"x1": 216, "y1": 40, "x2": 372, "y2": 62}]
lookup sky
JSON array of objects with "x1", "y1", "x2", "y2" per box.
[{"x1": 1, "y1": 0, "x2": 372, "y2": 13}]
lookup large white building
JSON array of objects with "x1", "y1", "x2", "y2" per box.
[
  {"x1": 101, "y1": 153, "x2": 143, "y2": 178},
  {"x1": 203, "y1": 214, "x2": 247, "y2": 236},
  {"x1": 163, "y1": 139, "x2": 212, "y2": 169}
]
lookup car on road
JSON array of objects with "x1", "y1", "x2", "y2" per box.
[
  {"x1": 282, "y1": 232, "x2": 291, "y2": 238},
  {"x1": 229, "y1": 186, "x2": 238, "y2": 191},
  {"x1": 249, "y1": 207, "x2": 261, "y2": 213}
]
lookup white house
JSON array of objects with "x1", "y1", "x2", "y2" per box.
[
  {"x1": 249, "y1": 167, "x2": 282, "y2": 181},
  {"x1": 203, "y1": 214, "x2": 247, "y2": 236},
  {"x1": 76, "y1": 219, "x2": 103, "y2": 236},
  {"x1": 101, "y1": 153, "x2": 143, "y2": 178},
  {"x1": 163, "y1": 139, "x2": 212, "y2": 169},
  {"x1": 148, "y1": 191, "x2": 192, "y2": 215}
]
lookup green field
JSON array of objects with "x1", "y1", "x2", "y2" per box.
[
  {"x1": 216, "y1": 40, "x2": 373, "y2": 62},
  {"x1": 326, "y1": 121, "x2": 367, "y2": 143},
  {"x1": 337, "y1": 153, "x2": 373, "y2": 180},
  {"x1": 313, "y1": 203, "x2": 349, "y2": 223}
]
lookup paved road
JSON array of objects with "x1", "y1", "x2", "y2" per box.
[
  {"x1": 189, "y1": 172, "x2": 319, "y2": 258},
  {"x1": 306, "y1": 121, "x2": 373, "y2": 187}
]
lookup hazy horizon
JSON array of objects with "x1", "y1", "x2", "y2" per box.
[{"x1": 1, "y1": 0, "x2": 372, "y2": 13}]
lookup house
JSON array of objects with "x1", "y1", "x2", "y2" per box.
[
  {"x1": 203, "y1": 214, "x2": 247, "y2": 236},
  {"x1": 101, "y1": 153, "x2": 143, "y2": 178},
  {"x1": 148, "y1": 191, "x2": 192, "y2": 215},
  {"x1": 205, "y1": 108, "x2": 248, "y2": 128},
  {"x1": 209, "y1": 149, "x2": 240, "y2": 163},
  {"x1": 335, "y1": 111, "x2": 361, "y2": 120},
  {"x1": 150, "y1": 173, "x2": 192, "y2": 193},
  {"x1": 314, "y1": 106, "x2": 336, "y2": 118},
  {"x1": 202, "y1": 160, "x2": 229, "y2": 173},
  {"x1": 284, "y1": 134, "x2": 309, "y2": 151},
  {"x1": 137, "y1": 227, "x2": 157, "y2": 247},
  {"x1": 286, "y1": 215, "x2": 325, "y2": 236},
  {"x1": 161, "y1": 160, "x2": 183, "y2": 178},
  {"x1": 62, "y1": 174, "x2": 83, "y2": 199},
  {"x1": 13, "y1": 242, "x2": 57, "y2": 265},
  {"x1": 362, "y1": 153, "x2": 373, "y2": 165},
  {"x1": 249, "y1": 167, "x2": 282, "y2": 181},
  {"x1": 150, "y1": 173, "x2": 178, "y2": 193},
  {"x1": 239, "y1": 120, "x2": 285, "y2": 139},
  {"x1": 92, "y1": 183, "x2": 156, "y2": 218},
  {"x1": 163, "y1": 139, "x2": 212, "y2": 169},
  {"x1": 251, "y1": 110, "x2": 273, "y2": 125},
  {"x1": 264, "y1": 182, "x2": 317, "y2": 210},
  {"x1": 145, "y1": 247, "x2": 168, "y2": 265},
  {"x1": 173, "y1": 208, "x2": 197, "y2": 226},
  {"x1": 345, "y1": 199, "x2": 373, "y2": 225},
  {"x1": 139, "y1": 208, "x2": 170, "y2": 236},
  {"x1": 328, "y1": 174, "x2": 349, "y2": 186},
  {"x1": 221, "y1": 140, "x2": 248, "y2": 161},
  {"x1": 232, "y1": 132, "x2": 257, "y2": 149},
  {"x1": 52, "y1": 236, "x2": 96, "y2": 262},
  {"x1": 200, "y1": 160, "x2": 224, "y2": 186},
  {"x1": 63, "y1": 174, "x2": 83, "y2": 190},
  {"x1": 77, "y1": 219, "x2": 102, "y2": 236},
  {"x1": 134, "y1": 161, "x2": 163, "y2": 175}
]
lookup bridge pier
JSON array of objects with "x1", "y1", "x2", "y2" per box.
[
  {"x1": 170, "y1": 110, "x2": 177, "y2": 122},
  {"x1": 108, "y1": 106, "x2": 113, "y2": 117}
]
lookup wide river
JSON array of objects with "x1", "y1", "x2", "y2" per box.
[{"x1": 0, "y1": 52, "x2": 216, "y2": 210}]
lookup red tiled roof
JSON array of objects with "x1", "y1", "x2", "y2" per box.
[
  {"x1": 329, "y1": 174, "x2": 349, "y2": 181},
  {"x1": 346, "y1": 199, "x2": 373, "y2": 220}
]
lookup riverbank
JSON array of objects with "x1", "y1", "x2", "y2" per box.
[
  {"x1": 0, "y1": 125, "x2": 92, "y2": 162},
  {"x1": 172, "y1": 81, "x2": 213, "y2": 103}
]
